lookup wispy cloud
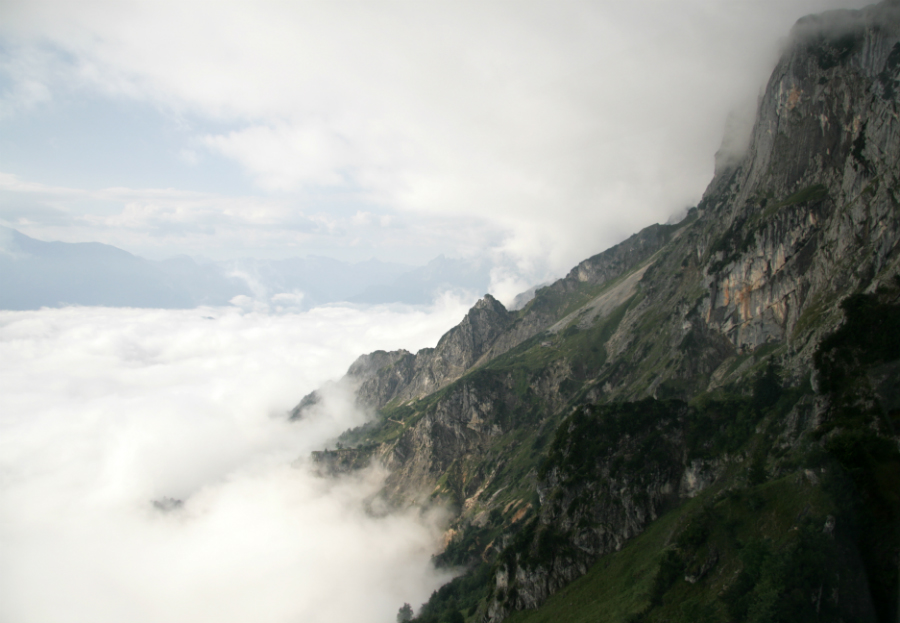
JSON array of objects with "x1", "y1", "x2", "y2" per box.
[{"x1": 0, "y1": 173, "x2": 501, "y2": 263}]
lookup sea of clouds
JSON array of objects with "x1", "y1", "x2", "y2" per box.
[{"x1": 0, "y1": 297, "x2": 475, "y2": 623}]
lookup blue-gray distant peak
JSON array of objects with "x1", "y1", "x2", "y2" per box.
[{"x1": 0, "y1": 228, "x2": 497, "y2": 310}]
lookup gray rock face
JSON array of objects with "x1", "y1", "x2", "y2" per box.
[
  {"x1": 292, "y1": 294, "x2": 514, "y2": 419},
  {"x1": 309, "y1": 447, "x2": 376, "y2": 476},
  {"x1": 290, "y1": 349, "x2": 412, "y2": 420},
  {"x1": 353, "y1": 294, "x2": 515, "y2": 410},
  {"x1": 379, "y1": 380, "x2": 505, "y2": 500},
  {"x1": 697, "y1": 1, "x2": 900, "y2": 358},
  {"x1": 484, "y1": 401, "x2": 689, "y2": 622}
]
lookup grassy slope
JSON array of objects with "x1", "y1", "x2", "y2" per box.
[
  {"x1": 505, "y1": 469, "x2": 837, "y2": 623},
  {"x1": 492, "y1": 283, "x2": 900, "y2": 623},
  {"x1": 400, "y1": 282, "x2": 900, "y2": 623}
]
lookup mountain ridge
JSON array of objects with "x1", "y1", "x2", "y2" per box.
[
  {"x1": 299, "y1": 3, "x2": 900, "y2": 621},
  {"x1": 0, "y1": 226, "x2": 495, "y2": 310}
]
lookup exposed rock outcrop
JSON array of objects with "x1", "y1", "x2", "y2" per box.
[
  {"x1": 698, "y1": 1, "x2": 900, "y2": 357},
  {"x1": 356, "y1": 294, "x2": 515, "y2": 408}
]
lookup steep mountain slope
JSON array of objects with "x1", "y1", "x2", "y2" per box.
[{"x1": 297, "y1": 3, "x2": 900, "y2": 622}]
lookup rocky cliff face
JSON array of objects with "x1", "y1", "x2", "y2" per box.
[
  {"x1": 296, "y1": 4, "x2": 900, "y2": 622},
  {"x1": 357, "y1": 294, "x2": 515, "y2": 409},
  {"x1": 484, "y1": 400, "x2": 692, "y2": 621},
  {"x1": 696, "y1": 1, "x2": 900, "y2": 360},
  {"x1": 293, "y1": 294, "x2": 514, "y2": 421}
]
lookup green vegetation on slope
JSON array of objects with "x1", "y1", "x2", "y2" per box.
[
  {"x1": 505, "y1": 468, "x2": 868, "y2": 623},
  {"x1": 398, "y1": 282, "x2": 899, "y2": 623}
]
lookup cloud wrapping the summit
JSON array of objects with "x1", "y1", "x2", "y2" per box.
[{"x1": 0, "y1": 0, "x2": 873, "y2": 274}]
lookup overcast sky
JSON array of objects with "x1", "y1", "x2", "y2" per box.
[{"x1": 0, "y1": 0, "x2": 871, "y2": 279}]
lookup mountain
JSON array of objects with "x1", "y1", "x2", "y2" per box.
[
  {"x1": 0, "y1": 228, "x2": 493, "y2": 310},
  {"x1": 0, "y1": 226, "x2": 250, "y2": 308},
  {"x1": 296, "y1": 3, "x2": 900, "y2": 623}
]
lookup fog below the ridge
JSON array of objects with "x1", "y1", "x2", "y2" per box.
[{"x1": 0, "y1": 299, "x2": 474, "y2": 623}]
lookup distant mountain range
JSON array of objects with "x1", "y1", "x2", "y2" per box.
[{"x1": 0, "y1": 226, "x2": 495, "y2": 310}]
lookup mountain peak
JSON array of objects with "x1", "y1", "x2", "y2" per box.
[{"x1": 473, "y1": 293, "x2": 504, "y2": 311}]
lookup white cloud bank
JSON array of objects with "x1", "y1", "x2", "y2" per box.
[{"x1": 0, "y1": 300, "x2": 474, "y2": 623}]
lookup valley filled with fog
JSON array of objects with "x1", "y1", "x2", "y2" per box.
[{"x1": 0, "y1": 299, "x2": 474, "y2": 623}]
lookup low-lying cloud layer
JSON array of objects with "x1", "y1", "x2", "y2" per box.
[{"x1": 0, "y1": 300, "x2": 474, "y2": 623}]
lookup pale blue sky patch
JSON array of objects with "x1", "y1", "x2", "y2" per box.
[{"x1": 0, "y1": 89, "x2": 255, "y2": 194}]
